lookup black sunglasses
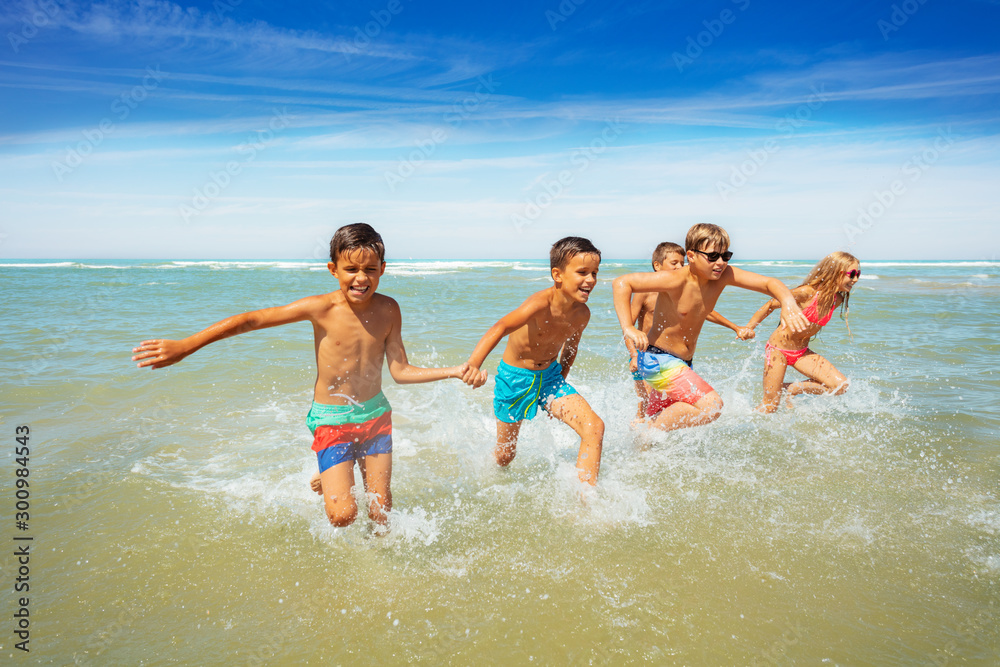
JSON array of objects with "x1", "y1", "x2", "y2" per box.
[{"x1": 691, "y1": 249, "x2": 733, "y2": 263}]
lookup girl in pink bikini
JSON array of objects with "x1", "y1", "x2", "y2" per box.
[{"x1": 746, "y1": 252, "x2": 861, "y2": 412}]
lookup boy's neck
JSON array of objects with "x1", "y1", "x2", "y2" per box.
[
  {"x1": 334, "y1": 288, "x2": 378, "y2": 313},
  {"x1": 549, "y1": 284, "x2": 579, "y2": 310}
]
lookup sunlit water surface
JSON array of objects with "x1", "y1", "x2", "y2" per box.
[{"x1": 1, "y1": 259, "x2": 997, "y2": 664}]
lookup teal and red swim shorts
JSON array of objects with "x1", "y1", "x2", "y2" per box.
[{"x1": 306, "y1": 393, "x2": 392, "y2": 472}]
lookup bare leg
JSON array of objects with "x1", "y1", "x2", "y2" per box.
[
  {"x1": 358, "y1": 453, "x2": 392, "y2": 527},
  {"x1": 546, "y1": 393, "x2": 605, "y2": 485},
  {"x1": 319, "y1": 461, "x2": 358, "y2": 527},
  {"x1": 495, "y1": 420, "x2": 522, "y2": 467},
  {"x1": 633, "y1": 379, "x2": 650, "y2": 419},
  {"x1": 758, "y1": 346, "x2": 790, "y2": 413},
  {"x1": 646, "y1": 390, "x2": 724, "y2": 432},
  {"x1": 789, "y1": 352, "x2": 848, "y2": 397}
]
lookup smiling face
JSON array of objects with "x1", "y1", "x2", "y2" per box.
[
  {"x1": 840, "y1": 261, "x2": 861, "y2": 292},
  {"x1": 553, "y1": 252, "x2": 600, "y2": 303},
  {"x1": 328, "y1": 248, "x2": 385, "y2": 304},
  {"x1": 686, "y1": 242, "x2": 730, "y2": 280}
]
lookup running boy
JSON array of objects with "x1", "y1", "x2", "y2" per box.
[
  {"x1": 613, "y1": 224, "x2": 809, "y2": 432},
  {"x1": 132, "y1": 223, "x2": 470, "y2": 529},
  {"x1": 462, "y1": 237, "x2": 604, "y2": 485},
  {"x1": 626, "y1": 241, "x2": 755, "y2": 417}
]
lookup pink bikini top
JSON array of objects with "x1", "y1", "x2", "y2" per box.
[{"x1": 802, "y1": 294, "x2": 835, "y2": 327}]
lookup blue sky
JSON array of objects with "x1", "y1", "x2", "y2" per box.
[{"x1": 1, "y1": 0, "x2": 998, "y2": 259}]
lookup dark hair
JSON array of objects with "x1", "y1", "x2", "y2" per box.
[
  {"x1": 652, "y1": 242, "x2": 683, "y2": 268},
  {"x1": 329, "y1": 223, "x2": 385, "y2": 264},
  {"x1": 550, "y1": 236, "x2": 601, "y2": 270}
]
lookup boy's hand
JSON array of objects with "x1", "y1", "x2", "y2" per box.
[
  {"x1": 132, "y1": 339, "x2": 190, "y2": 369},
  {"x1": 779, "y1": 302, "x2": 809, "y2": 334},
  {"x1": 461, "y1": 363, "x2": 487, "y2": 388},
  {"x1": 628, "y1": 355, "x2": 638, "y2": 373},
  {"x1": 623, "y1": 327, "x2": 648, "y2": 352},
  {"x1": 736, "y1": 327, "x2": 755, "y2": 341}
]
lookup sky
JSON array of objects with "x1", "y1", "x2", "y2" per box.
[{"x1": 0, "y1": 0, "x2": 998, "y2": 260}]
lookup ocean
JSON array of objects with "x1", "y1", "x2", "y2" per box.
[{"x1": 2, "y1": 258, "x2": 998, "y2": 664}]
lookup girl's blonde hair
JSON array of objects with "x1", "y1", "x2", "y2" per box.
[{"x1": 800, "y1": 251, "x2": 859, "y2": 336}]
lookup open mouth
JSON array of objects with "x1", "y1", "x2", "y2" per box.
[{"x1": 349, "y1": 285, "x2": 370, "y2": 296}]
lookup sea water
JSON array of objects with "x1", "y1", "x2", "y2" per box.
[{"x1": 1, "y1": 259, "x2": 998, "y2": 664}]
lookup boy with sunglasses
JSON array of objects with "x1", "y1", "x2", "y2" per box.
[
  {"x1": 625, "y1": 241, "x2": 755, "y2": 418},
  {"x1": 612, "y1": 223, "x2": 810, "y2": 432}
]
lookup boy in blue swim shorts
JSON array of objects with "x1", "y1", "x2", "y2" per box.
[{"x1": 462, "y1": 238, "x2": 605, "y2": 485}]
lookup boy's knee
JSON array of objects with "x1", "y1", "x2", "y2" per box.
[
  {"x1": 588, "y1": 414, "x2": 605, "y2": 438},
  {"x1": 834, "y1": 379, "x2": 850, "y2": 396},
  {"x1": 326, "y1": 500, "x2": 358, "y2": 527}
]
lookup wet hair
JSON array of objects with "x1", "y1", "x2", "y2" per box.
[
  {"x1": 652, "y1": 242, "x2": 684, "y2": 268},
  {"x1": 685, "y1": 223, "x2": 730, "y2": 253},
  {"x1": 550, "y1": 236, "x2": 601, "y2": 270},
  {"x1": 329, "y1": 223, "x2": 385, "y2": 264},
  {"x1": 799, "y1": 251, "x2": 860, "y2": 336}
]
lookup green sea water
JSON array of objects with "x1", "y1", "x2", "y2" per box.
[{"x1": 1, "y1": 258, "x2": 998, "y2": 665}]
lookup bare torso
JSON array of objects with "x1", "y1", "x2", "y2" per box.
[
  {"x1": 767, "y1": 286, "x2": 841, "y2": 350},
  {"x1": 634, "y1": 292, "x2": 658, "y2": 334},
  {"x1": 647, "y1": 270, "x2": 727, "y2": 360},
  {"x1": 501, "y1": 289, "x2": 589, "y2": 370},
  {"x1": 310, "y1": 291, "x2": 395, "y2": 404}
]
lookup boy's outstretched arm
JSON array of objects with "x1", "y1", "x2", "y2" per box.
[
  {"x1": 132, "y1": 298, "x2": 319, "y2": 369},
  {"x1": 463, "y1": 293, "x2": 545, "y2": 385},
  {"x1": 385, "y1": 300, "x2": 468, "y2": 384},
  {"x1": 727, "y1": 267, "x2": 809, "y2": 334},
  {"x1": 706, "y1": 310, "x2": 755, "y2": 340}
]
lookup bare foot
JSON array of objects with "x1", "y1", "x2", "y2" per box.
[{"x1": 309, "y1": 471, "x2": 323, "y2": 495}]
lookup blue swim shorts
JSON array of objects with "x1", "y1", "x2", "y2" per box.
[{"x1": 493, "y1": 360, "x2": 578, "y2": 424}]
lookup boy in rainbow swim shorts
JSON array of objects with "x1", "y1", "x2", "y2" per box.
[
  {"x1": 613, "y1": 223, "x2": 810, "y2": 433},
  {"x1": 626, "y1": 241, "x2": 754, "y2": 417},
  {"x1": 462, "y1": 237, "x2": 605, "y2": 485},
  {"x1": 133, "y1": 223, "x2": 471, "y2": 530}
]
